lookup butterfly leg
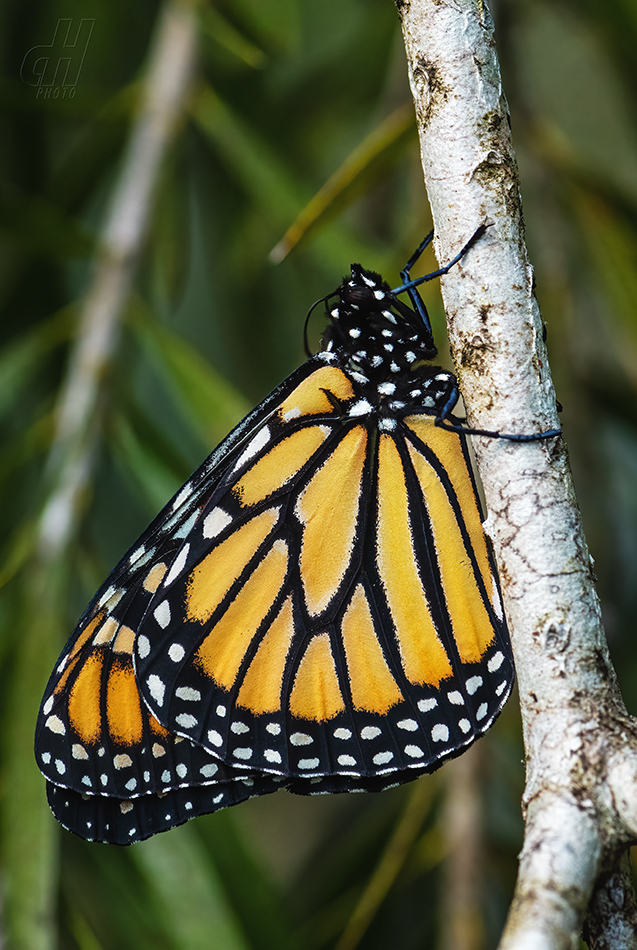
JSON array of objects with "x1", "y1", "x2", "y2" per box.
[
  {"x1": 392, "y1": 225, "x2": 490, "y2": 353},
  {"x1": 434, "y1": 384, "x2": 562, "y2": 442}
]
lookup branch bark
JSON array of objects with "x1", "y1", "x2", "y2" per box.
[{"x1": 394, "y1": 1, "x2": 637, "y2": 947}]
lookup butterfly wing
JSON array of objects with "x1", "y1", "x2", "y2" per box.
[{"x1": 133, "y1": 365, "x2": 512, "y2": 784}]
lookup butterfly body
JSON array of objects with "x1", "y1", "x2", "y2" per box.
[{"x1": 36, "y1": 235, "x2": 516, "y2": 843}]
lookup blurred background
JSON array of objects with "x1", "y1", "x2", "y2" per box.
[{"x1": 1, "y1": 0, "x2": 636, "y2": 947}]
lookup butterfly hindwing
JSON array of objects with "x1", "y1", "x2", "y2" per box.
[{"x1": 131, "y1": 369, "x2": 512, "y2": 783}]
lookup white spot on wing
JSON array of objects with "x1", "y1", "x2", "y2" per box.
[
  {"x1": 349, "y1": 399, "x2": 372, "y2": 417},
  {"x1": 334, "y1": 728, "x2": 352, "y2": 739},
  {"x1": 46, "y1": 715, "x2": 65, "y2": 735},
  {"x1": 168, "y1": 643, "x2": 185, "y2": 662},
  {"x1": 361, "y1": 726, "x2": 381, "y2": 740},
  {"x1": 404, "y1": 744, "x2": 424, "y2": 758},
  {"x1": 397, "y1": 719, "x2": 418, "y2": 731},
  {"x1": 264, "y1": 749, "x2": 282, "y2": 764},
  {"x1": 488, "y1": 651, "x2": 505, "y2": 672},
  {"x1": 233, "y1": 747, "x2": 253, "y2": 760},
  {"x1": 130, "y1": 545, "x2": 145, "y2": 565},
  {"x1": 172, "y1": 483, "x2": 193, "y2": 510},
  {"x1": 431, "y1": 724, "x2": 449, "y2": 743},
  {"x1": 298, "y1": 758, "x2": 320, "y2": 769},
  {"x1": 163, "y1": 545, "x2": 190, "y2": 586},
  {"x1": 290, "y1": 732, "x2": 312, "y2": 746},
  {"x1": 233, "y1": 427, "x2": 271, "y2": 472},
  {"x1": 231, "y1": 722, "x2": 250, "y2": 734},
  {"x1": 491, "y1": 577, "x2": 504, "y2": 620},
  {"x1": 175, "y1": 713, "x2": 198, "y2": 729},
  {"x1": 373, "y1": 751, "x2": 393, "y2": 765},
  {"x1": 175, "y1": 687, "x2": 201, "y2": 702},
  {"x1": 147, "y1": 675, "x2": 165, "y2": 706},
  {"x1": 418, "y1": 698, "x2": 437, "y2": 713},
  {"x1": 98, "y1": 585, "x2": 116, "y2": 609},
  {"x1": 207, "y1": 730, "x2": 223, "y2": 747},
  {"x1": 137, "y1": 635, "x2": 150, "y2": 658},
  {"x1": 174, "y1": 511, "x2": 199, "y2": 540},
  {"x1": 154, "y1": 601, "x2": 171, "y2": 629},
  {"x1": 203, "y1": 508, "x2": 232, "y2": 539},
  {"x1": 466, "y1": 676, "x2": 483, "y2": 695},
  {"x1": 447, "y1": 691, "x2": 464, "y2": 705}
]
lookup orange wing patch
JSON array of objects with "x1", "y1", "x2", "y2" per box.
[
  {"x1": 296, "y1": 426, "x2": 367, "y2": 616},
  {"x1": 376, "y1": 435, "x2": 452, "y2": 687},
  {"x1": 341, "y1": 585, "x2": 403, "y2": 713},
  {"x1": 237, "y1": 596, "x2": 295, "y2": 713},
  {"x1": 407, "y1": 442, "x2": 495, "y2": 663},
  {"x1": 289, "y1": 633, "x2": 345, "y2": 721},
  {"x1": 233, "y1": 427, "x2": 330, "y2": 507},
  {"x1": 195, "y1": 539, "x2": 289, "y2": 689},
  {"x1": 278, "y1": 366, "x2": 355, "y2": 420},
  {"x1": 187, "y1": 507, "x2": 279, "y2": 623},
  {"x1": 106, "y1": 660, "x2": 144, "y2": 745},
  {"x1": 67, "y1": 653, "x2": 104, "y2": 744},
  {"x1": 404, "y1": 416, "x2": 492, "y2": 598}
]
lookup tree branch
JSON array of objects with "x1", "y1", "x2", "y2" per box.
[{"x1": 395, "y1": 1, "x2": 637, "y2": 946}]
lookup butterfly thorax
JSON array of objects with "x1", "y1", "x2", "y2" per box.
[{"x1": 319, "y1": 263, "x2": 456, "y2": 423}]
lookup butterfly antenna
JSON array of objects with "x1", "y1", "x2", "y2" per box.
[{"x1": 304, "y1": 293, "x2": 332, "y2": 357}]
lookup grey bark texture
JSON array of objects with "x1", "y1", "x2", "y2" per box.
[{"x1": 394, "y1": 1, "x2": 637, "y2": 947}]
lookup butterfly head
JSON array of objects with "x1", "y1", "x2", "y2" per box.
[{"x1": 320, "y1": 263, "x2": 438, "y2": 384}]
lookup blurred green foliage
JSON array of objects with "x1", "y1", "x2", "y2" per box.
[{"x1": 1, "y1": 0, "x2": 636, "y2": 948}]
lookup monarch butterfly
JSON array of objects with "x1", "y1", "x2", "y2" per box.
[{"x1": 36, "y1": 226, "x2": 559, "y2": 844}]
